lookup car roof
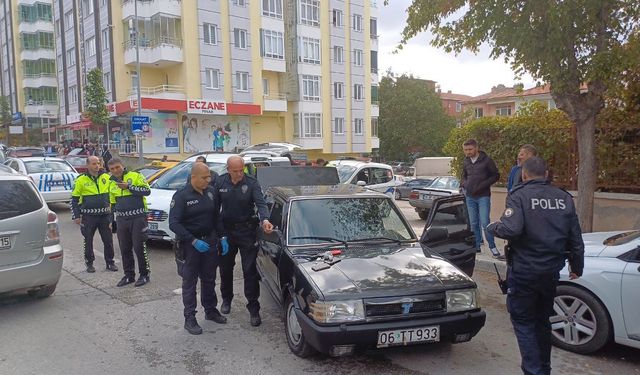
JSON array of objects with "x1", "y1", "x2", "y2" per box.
[
  {"x1": 329, "y1": 160, "x2": 392, "y2": 169},
  {"x1": 12, "y1": 156, "x2": 67, "y2": 162},
  {"x1": 269, "y1": 184, "x2": 387, "y2": 201},
  {"x1": 0, "y1": 166, "x2": 29, "y2": 179},
  {"x1": 243, "y1": 142, "x2": 301, "y2": 151},
  {"x1": 184, "y1": 152, "x2": 237, "y2": 163}
]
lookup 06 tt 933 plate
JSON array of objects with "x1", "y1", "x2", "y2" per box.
[{"x1": 377, "y1": 325, "x2": 440, "y2": 347}]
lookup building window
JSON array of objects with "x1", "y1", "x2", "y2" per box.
[
  {"x1": 262, "y1": 78, "x2": 269, "y2": 96},
  {"x1": 205, "y1": 68, "x2": 220, "y2": 89},
  {"x1": 131, "y1": 71, "x2": 139, "y2": 90},
  {"x1": 300, "y1": 0, "x2": 320, "y2": 27},
  {"x1": 235, "y1": 71, "x2": 249, "y2": 91},
  {"x1": 203, "y1": 23, "x2": 218, "y2": 45},
  {"x1": 496, "y1": 106, "x2": 512, "y2": 116},
  {"x1": 298, "y1": 113, "x2": 322, "y2": 138},
  {"x1": 353, "y1": 49, "x2": 363, "y2": 66},
  {"x1": 262, "y1": 0, "x2": 283, "y2": 18},
  {"x1": 474, "y1": 107, "x2": 483, "y2": 118},
  {"x1": 67, "y1": 47, "x2": 76, "y2": 66},
  {"x1": 302, "y1": 75, "x2": 320, "y2": 101},
  {"x1": 456, "y1": 102, "x2": 462, "y2": 112},
  {"x1": 69, "y1": 85, "x2": 78, "y2": 103},
  {"x1": 64, "y1": 11, "x2": 73, "y2": 30},
  {"x1": 352, "y1": 14, "x2": 363, "y2": 32},
  {"x1": 371, "y1": 118, "x2": 378, "y2": 137},
  {"x1": 354, "y1": 84, "x2": 363, "y2": 100},
  {"x1": 234, "y1": 28, "x2": 248, "y2": 49},
  {"x1": 299, "y1": 36, "x2": 320, "y2": 64},
  {"x1": 333, "y1": 82, "x2": 343, "y2": 99},
  {"x1": 102, "y1": 28, "x2": 110, "y2": 50},
  {"x1": 85, "y1": 37, "x2": 96, "y2": 57},
  {"x1": 82, "y1": 0, "x2": 94, "y2": 17},
  {"x1": 333, "y1": 45, "x2": 344, "y2": 63},
  {"x1": 354, "y1": 118, "x2": 364, "y2": 135},
  {"x1": 332, "y1": 9, "x2": 343, "y2": 27},
  {"x1": 233, "y1": 0, "x2": 247, "y2": 6},
  {"x1": 261, "y1": 29, "x2": 284, "y2": 59},
  {"x1": 370, "y1": 18, "x2": 378, "y2": 39},
  {"x1": 54, "y1": 20, "x2": 60, "y2": 37},
  {"x1": 103, "y1": 72, "x2": 111, "y2": 93},
  {"x1": 334, "y1": 117, "x2": 344, "y2": 134}
]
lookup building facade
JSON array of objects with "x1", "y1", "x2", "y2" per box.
[{"x1": 50, "y1": 0, "x2": 379, "y2": 158}]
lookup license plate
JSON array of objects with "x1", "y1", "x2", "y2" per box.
[
  {"x1": 148, "y1": 222, "x2": 158, "y2": 231},
  {"x1": 0, "y1": 236, "x2": 11, "y2": 250},
  {"x1": 377, "y1": 325, "x2": 440, "y2": 347},
  {"x1": 422, "y1": 195, "x2": 433, "y2": 201}
]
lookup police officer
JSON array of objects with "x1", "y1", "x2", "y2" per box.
[
  {"x1": 215, "y1": 155, "x2": 273, "y2": 326},
  {"x1": 170, "y1": 162, "x2": 227, "y2": 335},
  {"x1": 71, "y1": 156, "x2": 118, "y2": 273},
  {"x1": 487, "y1": 157, "x2": 584, "y2": 375},
  {"x1": 107, "y1": 158, "x2": 151, "y2": 287}
]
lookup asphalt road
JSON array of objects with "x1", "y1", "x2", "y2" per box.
[{"x1": 0, "y1": 202, "x2": 638, "y2": 375}]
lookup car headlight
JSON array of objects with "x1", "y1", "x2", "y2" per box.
[
  {"x1": 309, "y1": 300, "x2": 365, "y2": 323},
  {"x1": 446, "y1": 289, "x2": 478, "y2": 312}
]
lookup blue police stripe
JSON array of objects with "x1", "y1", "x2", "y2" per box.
[{"x1": 38, "y1": 174, "x2": 43, "y2": 191}]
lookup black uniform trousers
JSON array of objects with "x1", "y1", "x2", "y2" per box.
[
  {"x1": 220, "y1": 223, "x2": 260, "y2": 314},
  {"x1": 115, "y1": 216, "x2": 150, "y2": 278},
  {"x1": 81, "y1": 215, "x2": 115, "y2": 266},
  {"x1": 506, "y1": 267, "x2": 560, "y2": 375},
  {"x1": 182, "y1": 240, "x2": 219, "y2": 318}
]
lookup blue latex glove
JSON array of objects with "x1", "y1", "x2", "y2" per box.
[
  {"x1": 220, "y1": 237, "x2": 229, "y2": 256},
  {"x1": 192, "y1": 239, "x2": 210, "y2": 253}
]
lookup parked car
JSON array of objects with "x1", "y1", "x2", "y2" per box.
[
  {"x1": 62, "y1": 148, "x2": 89, "y2": 174},
  {"x1": 328, "y1": 159, "x2": 396, "y2": 194},
  {"x1": 408, "y1": 176, "x2": 460, "y2": 219},
  {"x1": 6, "y1": 146, "x2": 45, "y2": 158},
  {"x1": 0, "y1": 166, "x2": 63, "y2": 298},
  {"x1": 134, "y1": 160, "x2": 179, "y2": 183},
  {"x1": 4, "y1": 157, "x2": 78, "y2": 203},
  {"x1": 551, "y1": 229, "x2": 640, "y2": 354},
  {"x1": 255, "y1": 167, "x2": 484, "y2": 357},
  {"x1": 394, "y1": 178, "x2": 434, "y2": 200},
  {"x1": 240, "y1": 142, "x2": 307, "y2": 165}
]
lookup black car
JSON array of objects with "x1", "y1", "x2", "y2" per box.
[
  {"x1": 394, "y1": 178, "x2": 433, "y2": 200},
  {"x1": 255, "y1": 167, "x2": 485, "y2": 358}
]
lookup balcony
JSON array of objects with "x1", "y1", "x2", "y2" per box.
[
  {"x1": 24, "y1": 100, "x2": 58, "y2": 117},
  {"x1": 122, "y1": 0, "x2": 182, "y2": 19},
  {"x1": 123, "y1": 37, "x2": 183, "y2": 67},
  {"x1": 263, "y1": 58, "x2": 286, "y2": 73},
  {"x1": 22, "y1": 73, "x2": 57, "y2": 88},
  {"x1": 371, "y1": 137, "x2": 380, "y2": 149},
  {"x1": 128, "y1": 85, "x2": 185, "y2": 100},
  {"x1": 371, "y1": 104, "x2": 379, "y2": 117},
  {"x1": 263, "y1": 93, "x2": 287, "y2": 112},
  {"x1": 293, "y1": 137, "x2": 323, "y2": 150},
  {"x1": 20, "y1": 47, "x2": 55, "y2": 61},
  {"x1": 18, "y1": 20, "x2": 54, "y2": 34}
]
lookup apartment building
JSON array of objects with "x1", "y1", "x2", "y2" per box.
[
  {"x1": 51, "y1": 0, "x2": 379, "y2": 158},
  {"x1": 463, "y1": 84, "x2": 556, "y2": 119},
  {"x1": 0, "y1": 0, "x2": 59, "y2": 142},
  {"x1": 439, "y1": 90, "x2": 471, "y2": 126}
]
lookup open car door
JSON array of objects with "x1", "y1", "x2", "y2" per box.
[{"x1": 419, "y1": 195, "x2": 476, "y2": 277}]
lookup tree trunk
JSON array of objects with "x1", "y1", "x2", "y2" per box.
[{"x1": 574, "y1": 115, "x2": 597, "y2": 232}]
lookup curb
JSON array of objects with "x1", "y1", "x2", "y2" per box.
[{"x1": 475, "y1": 255, "x2": 507, "y2": 276}]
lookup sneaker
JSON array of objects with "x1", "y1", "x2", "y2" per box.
[
  {"x1": 250, "y1": 312, "x2": 262, "y2": 327},
  {"x1": 220, "y1": 300, "x2": 231, "y2": 315},
  {"x1": 205, "y1": 309, "x2": 227, "y2": 324},
  {"x1": 184, "y1": 317, "x2": 203, "y2": 335},
  {"x1": 86, "y1": 263, "x2": 96, "y2": 273},
  {"x1": 106, "y1": 263, "x2": 119, "y2": 272},
  {"x1": 493, "y1": 254, "x2": 506, "y2": 261},
  {"x1": 116, "y1": 276, "x2": 136, "y2": 287},
  {"x1": 134, "y1": 275, "x2": 150, "y2": 287}
]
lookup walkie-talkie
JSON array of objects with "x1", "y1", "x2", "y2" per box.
[{"x1": 494, "y1": 264, "x2": 508, "y2": 295}]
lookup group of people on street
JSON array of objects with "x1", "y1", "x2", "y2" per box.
[{"x1": 459, "y1": 139, "x2": 585, "y2": 375}]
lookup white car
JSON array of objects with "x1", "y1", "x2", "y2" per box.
[
  {"x1": 4, "y1": 157, "x2": 78, "y2": 203},
  {"x1": 328, "y1": 159, "x2": 396, "y2": 194},
  {"x1": 551, "y1": 230, "x2": 640, "y2": 354}
]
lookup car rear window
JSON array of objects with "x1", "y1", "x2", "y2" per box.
[
  {"x1": 25, "y1": 160, "x2": 75, "y2": 173},
  {"x1": 0, "y1": 180, "x2": 43, "y2": 220}
]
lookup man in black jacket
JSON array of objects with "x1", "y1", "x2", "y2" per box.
[
  {"x1": 460, "y1": 139, "x2": 504, "y2": 259},
  {"x1": 487, "y1": 157, "x2": 584, "y2": 375}
]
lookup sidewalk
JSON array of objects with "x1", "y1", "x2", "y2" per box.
[{"x1": 475, "y1": 238, "x2": 508, "y2": 275}]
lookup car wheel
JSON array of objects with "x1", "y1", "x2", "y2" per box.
[
  {"x1": 418, "y1": 210, "x2": 430, "y2": 220},
  {"x1": 284, "y1": 296, "x2": 315, "y2": 358},
  {"x1": 550, "y1": 285, "x2": 611, "y2": 354},
  {"x1": 29, "y1": 283, "x2": 57, "y2": 299},
  {"x1": 394, "y1": 190, "x2": 401, "y2": 200}
]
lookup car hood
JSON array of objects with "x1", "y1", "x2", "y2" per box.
[
  {"x1": 297, "y1": 244, "x2": 474, "y2": 299},
  {"x1": 582, "y1": 230, "x2": 632, "y2": 257},
  {"x1": 146, "y1": 188, "x2": 175, "y2": 212}
]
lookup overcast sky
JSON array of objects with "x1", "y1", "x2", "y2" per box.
[{"x1": 378, "y1": 1, "x2": 536, "y2": 97}]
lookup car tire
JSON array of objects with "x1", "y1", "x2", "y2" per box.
[
  {"x1": 418, "y1": 210, "x2": 430, "y2": 220},
  {"x1": 284, "y1": 296, "x2": 315, "y2": 358},
  {"x1": 29, "y1": 283, "x2": 57, "y2": 299},
  {"x1": 394, "y1": 190, "x2": 401, "y2": 200},
  {"x1": 550, "y1": 285, "x2": 611, "y2": 354}
]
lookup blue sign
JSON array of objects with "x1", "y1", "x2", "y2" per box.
[
  {"x1": 11, "y1": 112, "x2": 22, "y2": 122},
  {"x1": 131, "y1": 116, "x2": 150, "y2": 133}
]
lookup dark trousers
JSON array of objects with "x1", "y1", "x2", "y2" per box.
[
  {"x1": 81, "y1": 215, "x2": 114, "y2": 266},
  {"x1": 220, "y1": 225, "x2": 260, "y2": 314},
  {"x1": 507, "y1": 267, "x2": 560, "y2": 375},
  {"x1": 182, "y1": 241, "x2": 220, "y2": 318},
  {"x1": 115, "y1": 216, "x2": 150, "y2": 278}
]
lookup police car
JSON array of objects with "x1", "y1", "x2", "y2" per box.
[
  {"x1": 327, "y1": 159, "x2": 396, "y2": 195},
  {"x1": 3, "y1": 157, "x2": 78, "y2": 203}
]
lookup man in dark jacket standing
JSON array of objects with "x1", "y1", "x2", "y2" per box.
[{"x1": 460, "y1": 139, "x2": 504, "y2": 259}]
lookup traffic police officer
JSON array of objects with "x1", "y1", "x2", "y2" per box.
[
  {"x1": 71, "y1": 155, "x2": 118, "y2": 273},
  {"x1": 169, "y1": 162, "x2": 227, "y2": 335},
  {"x1": 215, "y1": 155, "x2": 273, "y2": 326},
  {"x1": 487, "y1": 157, "x2": 584, "y2": 375},
  {"x1": 107, "y1": 158, "x2": 152, "y2": 288}
]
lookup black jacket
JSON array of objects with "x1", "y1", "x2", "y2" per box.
[
  {"x1": 487, "y1": 179, "x2": 585, "y2": 276},
  {"x1": 169, "y1": 185, "x2": 219, "y2": 243},
  {"x1": 213, "y1": 173, "x2": 270, "y2": 234},
  {"x1": 461, "y1": 151, "x2": 500, "y2": 198}
]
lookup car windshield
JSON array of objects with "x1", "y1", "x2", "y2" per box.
[
  {"x1": 334, "y1": 165, "x2": 357, "y2": 183},
  {"x1": 151, "y1": 162, "x2": 226, "y2": 190},
  {"x1": 287, "y1": 197, "x2": 414, "y2": 246},
  {"x1": 136, "y1": 167, "x2": 162, "y2": 179},
  {"x1": 25, "y1": 160, "x2": 74, "y2": 173}
]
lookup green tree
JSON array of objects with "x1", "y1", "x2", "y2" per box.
[
  {"x1": 392, "y1": 0, "x2": 639, "y2": 231},
  {"x1": 0, "y1": 96, "x2": 11, "y2": 144},
  {"x1": 84, "y1": 68, "x2": 109, "y2": 129},
  {"x1": 379, "y1": 72, "x2": 455, "y2": 161}
]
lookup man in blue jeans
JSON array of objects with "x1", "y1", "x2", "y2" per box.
[{"x1": 460, "y1": 139, "x2": 505, "y2": 260}]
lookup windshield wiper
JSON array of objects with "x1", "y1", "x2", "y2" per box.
[
  {"x1": 348, "y1": 236, "x2": 413, "y2": 244},
  {"x1": 290, "y1": 236, "x2": 348, "y2": 248}
]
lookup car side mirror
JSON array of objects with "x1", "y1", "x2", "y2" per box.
[
  {"x1": 424, "y1": 226, "x2": 448, "y2": 242},
  {"x1": 356, "y1": 180, "x2": 367, "y2": 186}
]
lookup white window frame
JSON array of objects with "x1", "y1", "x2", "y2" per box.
[
  {"x1": 261, "y1": 29, "x2": 284, "y2": 59},
  {"x1": 233, "y1": 0, "x2": 247, "y2": 6},
  {"x1": 456, "y1": 102, "x2": 462, "y2": 112},
  {"x1": 333, "y1": 45, "x2": 344, "y2": 63},
  {"x1": 298, "y1": 113, "x2": 322, "y2": 138},
  {"x1": 234, "y1": 28, "x2": 248, "y2": 49},
  {"x1": 354, "y1": 118, "x2": 364, "y2": 135},
  {"x1": 300, "y1": 0, "x2": 320, "y2": 27},
  {"x1": 103, "y1": 72, "x2": 111, "y2": 94},
  {"x1": 333, "y1": 82, "x2": 343, "y2": 99},
  {"x1": 235, "y1": 71, "x2": 249, "y2": 92},
  {"x1": 474, "y1": 107, "x2": 483, "y2": 118},
  {"x1": 333, "y1": 117, "x2": 344, "y2": 134},
  {"x1": 82, "y1": 0, "x2": 94, "y2": 17},
  {"x1": 332, "y1": 9, "x2": 343, "y2": 27},
  {"x1": 69, "y1": 85, "x2": 78, "y2": 103},
  {"x1": 354, "y1": 84, "x2": 363, "y2": 101},
  {"x1": 371, "y1": 117, "x2": 378, "y2": 137},
  {"x1": 64, "y1": 11, "x2": 73, "y2": 30},
  {"x1": 67, "y1": 47, "x2": 76, "y2": 66},
  {"x1": 102, "y1": 28, "x2": 110, "y2": 50},
  {"x1": 262, "y1": 0, "x2": 283, "y2": 19},
  {"x1": 299, "y1": 36, "x2": 320, "y2": 64},
  {"x1": 353, "y1": 49, "x2": 363, "y2": 66},
  {"x1": 496, "y1": 106, "x2": 512, "y2": 116},
  {"x1": 85, "y1": 36, "x2": 96, "y2": 57},
  {"x1": 205, "y1": 68, "x2": 220, "y2": 89},
  {"x1": 352, "y1": 14, "x2": 363, "y2": 32},
  {"x1": 302, "y1": 75, "x2": 320, "y2": 101},
  {"x1": 262, "y1": 78, "x2": 269, "y2": 96},
  {"x1": 203, "y1": 23, "x2": 219, "y2": 45}
]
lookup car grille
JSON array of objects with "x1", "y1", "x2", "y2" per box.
[
  {"x1": 147, "y1": 209, "x2": 168, "y2": 222},
  {"x1": 365, "y1": 294, "x2": 446, "y2": 319}
]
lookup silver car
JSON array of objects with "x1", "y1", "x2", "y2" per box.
[
  {"x1": 552, "y1": 230, "x2": 640, "y2": 354},
  {"x1": 0, "y1": 165, "x2": 63, "y2": 298}
]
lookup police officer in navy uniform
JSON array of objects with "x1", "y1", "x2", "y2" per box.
[
  {"x1": 170, "y1": 162, "x2": 227, "y2": 335},
  {"x1": 215, "y1": 156, "x2": 273, "y2": 327},
  {"x1": 487, "y1": 157, "x2": 584, "y2": 375}
]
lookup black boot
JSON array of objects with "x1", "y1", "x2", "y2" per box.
[
  {"x1": 205, "y1": 309, "x2": 227, "y2": 324},
  {"x1": 134, "y1": 275, "x2": 150, "y2": 287},
  {"x1": 116, "y1": 275, "x2": 135, "y2": 287},
  {"x1": 86, "y1": 262, "x2": 96, "y2": 273},
  {"x1": 106, "y1": 263, "x2": 118, "y2": 272},
  {"x1": 184, "y1": 317, "x2": 203, "y2": 335},
  {"x1": 220, "y1": 300, "x2": 231, "y2": 314},
  {"x1": 250, "y1": 312, "x2": 261, "y2": 327}
]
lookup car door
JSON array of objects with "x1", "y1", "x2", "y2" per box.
[
  {"x1": 621, "y1": 246, "x2": 640, "y2": 341},
  {"x1": 419, "y1": 195, "x2": 477, "y2": 276},
  {"x1": 256, "y1": 199, "x2": 285, "y2": 304},
  {"x1": 367, "y1": 167, "x2": 395, "y2": 193}
]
